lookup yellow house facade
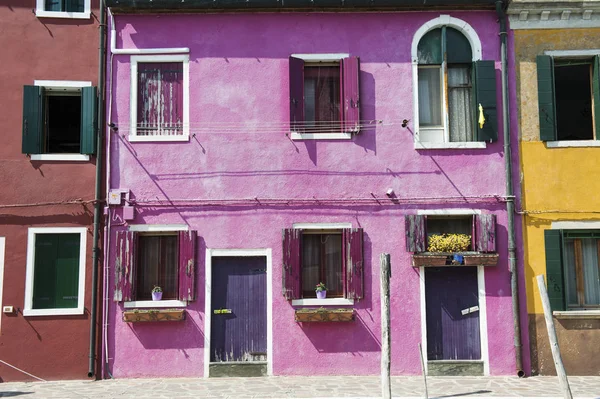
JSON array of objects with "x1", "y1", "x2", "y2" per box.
[{"x1": 509, "y1": 0, "x2": 600, "y2": 375}]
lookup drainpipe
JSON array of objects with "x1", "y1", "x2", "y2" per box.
[
  {"x1": 496, "y1": 0, "x2": 524, "y2": 378},
  {"x1": 89, "y1": 0, "x2": 107, "y2": 379}
]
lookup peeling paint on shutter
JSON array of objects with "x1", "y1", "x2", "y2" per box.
[
  {"x1": 344, "y1": 228, "x2": 364, "y2": 300},
  {"x1": 282, "y1": 228, "x2": 301, "y2": 299},
  {"x1": 114, "y1": 230, "x2": 136, "y2": 302},
  {"x1": 178, "y1": 230, "x2": 197, "y2": 301},
  {"x1": 405, "y1": 215, "x2": 426, "y2": 252},
  {"x1": 342, "y1": 56, "x2": 360, "y2": 134},
  {"x1": 475, "y1": 214, "x2": 496, "y2": 253},
  {"x1": 289, "y1": 57, "x2": 304, "y2": 133}
]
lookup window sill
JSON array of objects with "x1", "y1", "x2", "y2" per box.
[
  {"x1": 291, "y1": 298, "x2": 354, "y2": 306},
  {"x1": 545, "y1": 140, "x2": 600, "y2": 148},
  {"x1": 129, "y1": 135, "x2": 190, "y2": 143},
  {"x1": 124, "y1": 300, "x2": 187, "y2": 309},
  {"x1": 23, "y1": 307, "x2": 84, "y2": 316},
  {"x1": 35, "y1": 10, "x2": 90, "y2": 19},
  {"x1": 30, "y1": 154, "x2": 90, "y2": 162},
  {"x1": 290, "y1": 132, "x2": 352, "y2": 140},
  {"x1": 553, "y1": 310, "x2": 600, "y2": 319},
  {"x1": 414, "y1": 141, "x2": 487, "y2": 150}
]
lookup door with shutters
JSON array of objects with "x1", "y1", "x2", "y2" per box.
[
  {"x1": 425, "y1": 267, "x2": 481, "y2": 361},
  {"x1": 210, "y1": 256, "x2": 267, "y2": 364}
]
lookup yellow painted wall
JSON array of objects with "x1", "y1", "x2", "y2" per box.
[{"x1": 515, "y1": 29, "x2": 600, "y2": 314}]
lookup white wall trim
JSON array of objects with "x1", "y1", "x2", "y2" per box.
[
  {"x1": 290, "y1": 53, "x2": 349, "y2": 62},
  {"x1": 124, "y1": 300, "x2": 187, "y2": 308},
  {"x1": 0, "y1": 238, "x2": 5, "y2": 333},
  {"x1": 544, "y1": 49, "x2": 600, "y2": 58},
  {"x1": 128, "y1": 224, "x2": 188, "y2": 232},
  {"x1": 290, "y1": 132, "x2": 352, "y2": 141},
  {"x1": 478, "y1": 266, "x2": 490, "y2": 376},
  {"x1": 291, "y1": 298, "x2": 354, "y2": 306},
  {"x1": 35, "y1": 0, "x2": 90, "y2": 19},
  {"x1": 30, "y1": 154, "x2": 90, "y2": 162},
  {"x1": 419, "y1": 266, "x2": 428, "y2": 375},
  {"x1": 34, "y1": 80, "x2": 92, "y2": 89},
  {"x1": 510, "y1": 17, "x2": 600, "y2": 30},
  {"x1": 414, "y1": 141, "x2": 487, "y2": 150},
  {"x1": 292, "y1": 223, "x2": 352, "y2": 230},
  {"x1": 204, "y1": 248, "x2": 273, "y2": 377},
  {"x1": 417, "y1": 209, "x2": 482, "y2": 215},
  {"x1": 551, "y1": 221, "x2": 600, "y2": 230},
  {"x1": 130, "y1": 54, "x2": 190, "y2": 141},
  {"x1": 24, "y1": 227, "x2": 87, "y2": 317},
  {"x1": 546, "y1": 140, "x2": 600, "y2": 148}
]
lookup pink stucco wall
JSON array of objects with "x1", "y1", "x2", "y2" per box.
[{"x1": 105, "y1": 11, "x2": 525, "y2": 378}]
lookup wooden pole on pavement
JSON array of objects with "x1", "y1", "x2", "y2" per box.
[
  {"x1": 418, "y1": 343, "x2": 428, "y2": 399},
  {"x1": 380, "y1": 253, "x2": 391, "y2": 399},
  {"x1": 536, "y1": 274, "x2": 573, "y2": 399}
]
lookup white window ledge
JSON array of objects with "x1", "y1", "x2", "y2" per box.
[
  {"x1": 546, "y1": 140, "x2": 600, "y2": 148},
  {"x1": 23, "y1": 307, "x2": 84, "y2": 317},
  {"x1": 414, "y1": 141, "x2": 487, "y2": 150},
  {"x1": 291, "y1": 298, "x2": 354, "y2": 306},
  {"x1": 553, "y1": 310, "x2": 600, "y2": 319},
  {"x1": 124, "y1": 300, "x2": 187, "y2": 309},
  {"x1": 129, "y1": 135, "x2": 190, "y2": 143},
  {"x1": 30, "y1": 154, "x2": 90, "y2": 162},
  {"x1": 290, "y1": 132, "x2": 352, "y2": 141},
  {"x1": 35, "y1": 10, "x2": 91, "y2": 19}
]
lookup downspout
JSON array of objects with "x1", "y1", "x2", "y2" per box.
[
  {"x1": 89, "y1": 0, "x2": 107, "y2": 379},
  {"x1": 496, "y1": 0, "x2": 524, "y2": 377}
]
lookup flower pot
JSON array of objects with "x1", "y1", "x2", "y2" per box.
[
  {"x1": 152, "y1": 291, "x2": 163, "y2": 301},
  {"x1": 316, "y1": 290, "x2": 327, "y2": 299}
]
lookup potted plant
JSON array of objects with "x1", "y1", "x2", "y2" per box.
[
  {"x1": 151, "y1": 285, "x2": 163, "y2": 301},
  {"x1": 315, "y1": 282, "x2": 327, "y2": 299}
]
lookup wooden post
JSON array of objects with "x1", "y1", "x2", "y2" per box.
[
  {"x1": 536, "y1": 274, "x2": 573, "y2": 399},
  {"x1": 380, "y1": 253, "x2": 391, "y2": 399},
  {"x1": 418, "y1": 343, "x2": 428, "y2": 399}
]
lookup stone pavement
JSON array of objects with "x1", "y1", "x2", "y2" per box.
[{"x1": 0, "y1": 376, "x2": 599, "y2": 399}]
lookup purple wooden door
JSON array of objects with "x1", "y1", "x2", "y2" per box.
[
  {"x1": 425, "y1": 267, "x2": 481, "y2": 360},
  {"x1": 210, "y1": 256, "x2": 267, "y2": 363}
]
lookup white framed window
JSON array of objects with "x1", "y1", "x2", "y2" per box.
[
  {"x1": 24, "y1": 227, "x2": 87, "y2": 316},
  {"x1": 35, "y1": 0, "x2": 91, "y2": 19},
  {"x1": 129, "y1": 55, "x2": 190, "y2": 142}
]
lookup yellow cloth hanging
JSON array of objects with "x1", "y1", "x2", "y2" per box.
[{"x1": 478, "y1": 103, "x2": 485, "y2": 129}]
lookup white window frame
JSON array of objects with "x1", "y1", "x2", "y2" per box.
[
  {"x1": 411, "y1": 15, "x2": 486, "y2": 150},
  {"x1": 129, "y1": 55, "x2": 190, "y2": 142},
  {"x1": 289, "y1": 54, "x2": 352, "y2": 141},
  {"x1": 31, "y1": 80, "x2": 92, "y2": 162},
  {"x1": 35, "y1": 0, "x2": 91, "y2": 19},
  {"x1": 24, "y1": 227, "x2": 87, "y2": 316}
]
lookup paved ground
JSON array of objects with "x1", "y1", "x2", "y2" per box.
[{"x1": 0, "y1": 376, "x2": 599, "y2": 399}]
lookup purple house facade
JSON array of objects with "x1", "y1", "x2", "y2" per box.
[{"x1": 102, "y1": 0, "x2": 528, "y2": 378}]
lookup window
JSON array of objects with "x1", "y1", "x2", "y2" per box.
[
  {"x1": 282, "y1": 227, "x2": 363, "y2": 301},
  {"x1": 130, "y1": 55, "x2": 189, "y2": 142},
  {"x1": 289, "y1": 54, "x2": 360, "y2": 140},
  {"x1": 114, "y1": 229, "x2": 197, "y2": 304},
  {"x1": 22, "y1": 81, "x2": 96, "y2": 160},
  {"x1": 544, "y1": 230, "x2": 600, "y2": 311},
  {"x1": 35, "y1": 0, "x2": 91, "y2": 19},
  {"x1": 537, "y1": 55, "x2": 600, "y2": 142},
  {"x1": 414, "y1": 23, "x2": 497, "y2": 146},
  {"x1": 24, "y1": 227, "x2": 87, "y2": 316}
]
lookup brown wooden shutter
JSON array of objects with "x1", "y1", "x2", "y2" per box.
[
  {"x1": 282, "y1": 228, "x2": 301, "y2": 299},
  {"x1": 344, "y1": 228, "x2": 364, "y2": 300},
  {"x1": 114, "y1": 230, "x2": 136, "y2": 302},
  {"x1": 475, "y1": 214, "x2": 496, "y2": 252},
  {"x1": 289, "y1": 57, "x2": 305, "y2": 133},
  {"x1": 178, "y1": 230, "x2": 197, "y2": 301},
  {"x1": 405, "y1": 215, "x2": 426, "y2": 252},
  {"x1": 342, "y1": 56, "x2": 360, "y2": 134}
]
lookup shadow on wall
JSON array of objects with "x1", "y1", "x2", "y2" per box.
[{"x1": 127, "y1": 311, "x2": 205, "y2": 350}]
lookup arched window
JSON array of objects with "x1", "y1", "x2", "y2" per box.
[{"x1": 413, "y1": 18, "x2": 497, "y2": 146}]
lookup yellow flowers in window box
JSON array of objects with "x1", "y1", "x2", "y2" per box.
[{"x1": 427, "y1": 234, "x2": 471, "y2": 253}]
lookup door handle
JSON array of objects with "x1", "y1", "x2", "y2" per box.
[
  {"x1": 213, "y1": 309, "x2": 232, "y2": 314},
  {"x1": 461, "y1": 306, "x2": 479, "y2": 315}
]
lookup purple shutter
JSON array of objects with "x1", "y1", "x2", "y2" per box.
[
  {"x1": 161, "y1": 63, "x2": 184, "y2": 135},
  {"x1": 475, "y1": 214, "x2": 496, "y2": 253},
  {"x1": 138, "y1": 63, "x2": 183, "y2": 136},
  {"x1": 114, "y1": 230, "x2": 136, "y2": 302},
  {"x1": 289, "y1": 56, "x2": 305, "y2": 133},
  {"x1": 405, "y1": 215, "x2": 427, "y2": 252},
  {"x1": 178, "y1": 230, "x2": 197, "y2": 301},
  {"x1": 342, "y1": 56, "x2": 360, "y2": 133},
  {"x1": 282, "y1": 228, "x2": 301, "y2": 299},
  {"x1": 344, "y1": 228, "x2": 364, "y2": 300}
]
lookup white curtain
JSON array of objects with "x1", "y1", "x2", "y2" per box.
[
  {"x1": 582, "y1": 238, "x2": 600, "y2": 305},
  {"x1": 448, "y1": 66, "x2": 474, "y2": 142},
  {"x1": 418, "y1": 67, "x2": 442, "y2": 126},
  {"x1": 564, "y1": 240, "x2": 578, "y2": 306}
]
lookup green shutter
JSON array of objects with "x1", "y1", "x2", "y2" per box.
[
  {"x1": 33, "y1": 234, "x2": 59, "y2": 309},
  {"x1": 537, "y1": 55, "x2": 557, "y2": 141},
  {"x1": 593, "y1": 55, "x2": 600, "y2": 140},
  {"x1": 80, "y1": 86, "x2": 97, "y2": 155},
  {"x1": 473, "y1": 60, "x2": 497, "y2": 142},
  {"x1": 544, "y1": 230, "x2": 566, "y2": 312},
  {"x1": 54, "y1": 234, "x2": 80, "y2": 309},
  {"x1": 22, "y1": 85, "x2": 43, "y2": 154}
]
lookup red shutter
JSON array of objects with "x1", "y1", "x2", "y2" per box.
[
  {"x1": 114, "y1": 230, "x2": 136, "y2": 302},
  {"x1": 289, "y1": 56, "x2": 305, "y2": 133},
  {"x1": 405, "y1": 215, "x2": 427, "y2": 252},
  {"x1": 344, "y1": 228, "x2": 364, "y2": 300},
  {"x1": 282, "y1": 228, "x2": 301, "y2": 299},
  {"x1": 475, "y1": 214, "x2": 496, "y2": 253},
  {"x1": 342, "y1": 56, "x2": 360, "y2": 134},
  {"x1": 178, "y1": 230, "x2": 197, "y2": 301}
]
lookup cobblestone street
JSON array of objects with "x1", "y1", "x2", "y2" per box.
[{"x1": 0, "y1": 376, "x2": 599, "y2": 399}]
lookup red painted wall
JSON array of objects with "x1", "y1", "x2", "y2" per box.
[{"x1": 0, "y1": 1, "x2": 100, "y2": 382}]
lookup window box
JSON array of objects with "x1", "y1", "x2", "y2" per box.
[
  {"x1": 463, "y1": 253, "x2": 499, "y2": 266},
  {"x1": 412, "y1": 253, "x2": 449, "y2": 267},
  {"x1": 411, "y1": 252, "x2": 499, "y2": 267},
  {"x1": 122, "y1": 308, "x2": 185, "y2": 323},
  {"x1": 294, "y1": 308, "x2": 354, "y2": 323}
]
